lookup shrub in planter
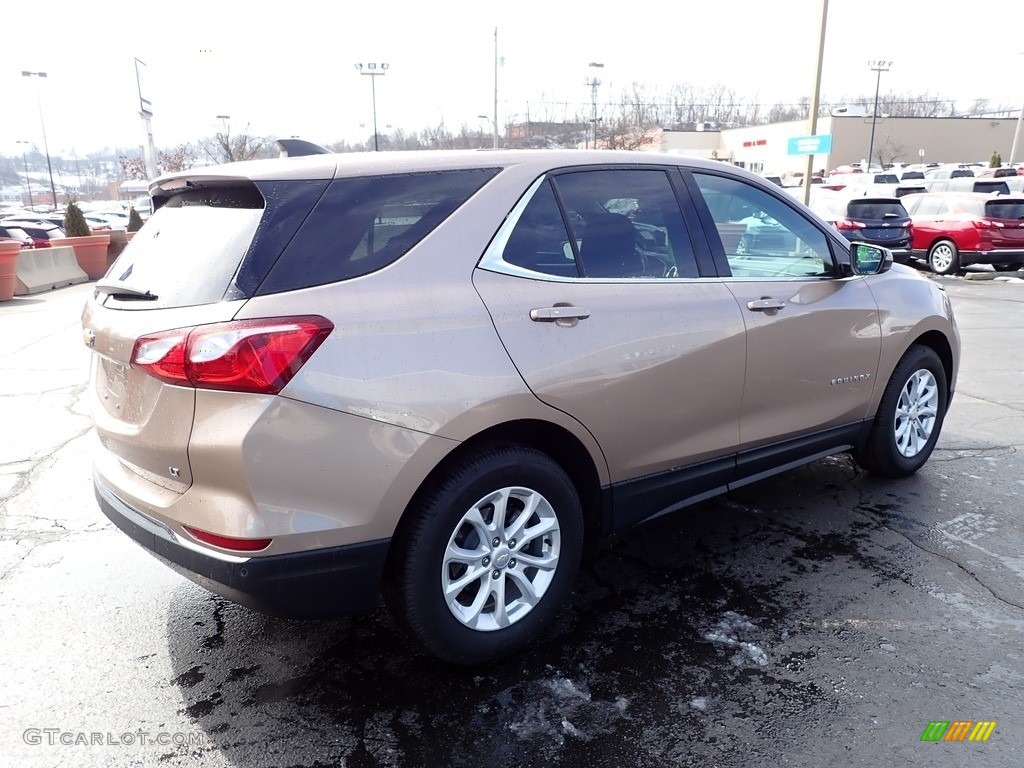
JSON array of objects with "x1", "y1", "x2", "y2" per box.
[
  {"x1": 63, "y1": 201, "x2": 93, "y2": 237},
  {"x1": 127, "y1": 208, "x2": 144, "y2": 233},
  {"x1": 53, "y1": 201, "x2": 110, "y2": 280}
]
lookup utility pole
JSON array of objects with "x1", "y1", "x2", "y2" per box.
[
  {"x1": 493, "y1": 28, "x2": 500, "y2": 148},
  {"x1": 586, "y1": 62, "x2": 604, "y2": 149},
  {"x1": 866, "y1": 60, "x2": 892, "y2": 174}
]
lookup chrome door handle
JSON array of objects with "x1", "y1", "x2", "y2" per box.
[
  {"x1": 747, "y1": 298, "x2": 786, "y2": 312},
  {"x1": 530, "y1": 306, "x2": 591, "y2": 322}
]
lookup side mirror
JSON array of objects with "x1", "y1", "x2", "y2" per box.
[{"x1": 851, "y1": 242, "x2": 892, "y2": 275}]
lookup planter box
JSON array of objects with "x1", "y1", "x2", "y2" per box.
[
  {"x1": 0, "y1": 241, "x2": 20, "y2": 301},
  {"x1": 50, "y1": 234, "x2": 112, "y2": 280}
]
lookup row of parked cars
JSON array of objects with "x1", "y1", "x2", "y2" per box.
[
  {"x1": 808, "y1": 188, "x2": 1024, "y2": 275},
  {"x1": 0, "y1": 201, "x2": 143, "y2": 249}
]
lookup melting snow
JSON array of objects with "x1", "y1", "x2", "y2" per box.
[{"x1": 704, "y1": 611, "x2": 769, "y2": 667}]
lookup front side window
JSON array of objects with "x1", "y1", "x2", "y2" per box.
[
  {"x1": 498, "y1": 169, "x2": 700, "y2": 279},
  {"x1": 692, "y1": 172, "x2": 835, "y2": 278}
]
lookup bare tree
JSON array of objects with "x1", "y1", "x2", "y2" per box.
[
  {"x1": 875, "y1": 135, "x2": 907, "y2": 167},
  {"x1": 200, "y1": 122, "x2": 267, "y2": 164},
  {"x1": 118, "y1": 154, "x2": 148, "y2": 180},
  {"x1": 158, "y1": 144, "x2": 196, "y2": 173}
]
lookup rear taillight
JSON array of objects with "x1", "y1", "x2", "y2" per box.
[
  {"x1": 835, "y1": 219, "x2": 866, "y2": 230},
  {"x1": 131, "y1": 316, "x2": 333, "y2": 394},
  {"x1": 182, "y1": 525, "x2": 272, "y2": 552},
  {"x1": 973, "y1": 219, "x2": 1005, "y2": 229}
]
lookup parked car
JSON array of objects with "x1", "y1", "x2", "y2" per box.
[
  {"x1": 0, "y1": 219, "x2": 63, "y2": 246},
  {"x1": 902, "y1": 192, "x2": 1024, "y2": 274},
  {"x1": 975, "y1": 167, "x2": 1019, "y2": 178},
  {"x1": 924, "y1": 167, "x2": 975, "y2": 180},
  {"x1": 83, "y1": 149, "x2": 960, "y2": 664},
  {"x1": 0, "y1": 224, "x2": 36, "y2": 249},
  {"x1": 812, "y1": 196, "x2": 913, "y2": 262},
  {"x1": 924, "y1": 178, "x2": 1011, "y2": 195}
]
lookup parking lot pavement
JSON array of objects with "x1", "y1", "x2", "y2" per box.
[{"x1": 2, "y1": 278, "x2": 1024, "y2": 767}]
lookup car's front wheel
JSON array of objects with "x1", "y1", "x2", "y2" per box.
[
  {"x1": 384, "y1": 446, "x2": 583, "y2": 664},
  {"x1": 927, "y1": 239, "x2": 960, "y2": 275},
  {"x1": 854, "y1": 345, "x2": 948, "y2": 478}
]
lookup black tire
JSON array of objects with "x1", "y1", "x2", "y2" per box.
[
  {"x1": 927, "y1": 239, "x2": 960, "y2": 275},
  {"x1": 854, "y1": 345, "x2": 948, "y2": 478},
  {"x1": 383, "y1": 446, "x2": 583, "y2": 665},
  {"x1": 993, "y1": 263, "x2": 1022, "y2": 272}
]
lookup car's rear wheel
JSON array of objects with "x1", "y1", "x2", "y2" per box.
[
  {"x1": 383, "y1": 446, "x2": 583, "y2": 664},
  {"x1": 927, "y1": 239, "x2": 960, "y2": 275},
  {"x1": 854, "y1": 345, "x2": 948, "y2": 478}
]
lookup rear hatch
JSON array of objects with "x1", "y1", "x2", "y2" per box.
[
  {"x1": 845, "y1": 198, "x2": 911, "y2": 248},
  {"x1": 81, "y1": 178, "x2": 323, "y2": 496},
  {"x1": 981, "y1": 198, "x2": 1024, "y2": 250}
]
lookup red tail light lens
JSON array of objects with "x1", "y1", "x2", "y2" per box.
[
  {"x1": 182, "y1": 525, "x2": 272, "y2": 552},
  {"x1": 835, "y1": 219, "x2": 866, "y2": 230},
  {"x1": 131, "y1": 316, "x2": 333, "y2": 394},
  {"x1": 973, "y1": 218, "x2": 1005, "y2": 229}
]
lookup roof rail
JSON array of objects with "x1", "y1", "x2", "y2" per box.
[{"x1": 276, "y1": 138, "x2": 333, "y2": 158}]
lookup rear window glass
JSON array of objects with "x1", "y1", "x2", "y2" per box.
[
  {"x1": 104, "y1": 183, "x2": 265, "y2": 309},
  {"x1": 847, "y1": 200, "x2": 908, "y2": 220},
  {"x1": 985, "y1": 200, "x2": 1024, "y2": 220},
  {"x1": 973, "y1": 181, "x2": 1010, "y2": 194},
  {"x1": 873, "y1": 174, "x2": 899, "y2": 184},
  {"x1": 950, "y1": 169, "x2": 974, "y2": 178},
  {"x1": 260, "y1": 168, "x2": 500, "y2": 294},
  {"x1": 900, "y1": 171, "x2": 925, "y2": 180}
]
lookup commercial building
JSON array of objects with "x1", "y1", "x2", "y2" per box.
[{"x1": 652, "y1": 116, "x2": 1021, "y2": 175}]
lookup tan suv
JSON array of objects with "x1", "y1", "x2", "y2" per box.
[{"x1": 82, "y1": 149, "x2": 959, "y2": 664}]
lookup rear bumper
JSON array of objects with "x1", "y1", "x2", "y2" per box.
[{"x1": 95, "y1": 472, "x2": 388, "y2": 618}]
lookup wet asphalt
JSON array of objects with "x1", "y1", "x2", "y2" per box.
[{"x1": 1, "y1": 274, "x2": 1023, "y2": 767}]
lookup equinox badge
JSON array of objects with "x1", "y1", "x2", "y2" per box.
[{"x1": 831, "y1": 373, "x2": 872, "y2": 386}]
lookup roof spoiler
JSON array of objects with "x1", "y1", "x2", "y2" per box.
[{"x1": 276, "y1": 138, "x2": 333, "y2": 158}]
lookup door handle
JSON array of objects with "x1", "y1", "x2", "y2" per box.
[
  {"x1": 746, "y1": 298, "x2": 786, "y2": 312},
  {"x1": 530, "y1": 306, "x2": 591, "y2": 322}
]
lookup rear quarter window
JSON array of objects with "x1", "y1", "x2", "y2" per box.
[{"x1": 259, "y1": 168, "x2": 500, "y2": 294}]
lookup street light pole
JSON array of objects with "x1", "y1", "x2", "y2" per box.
[
  {"x1": 16, "y1": 141, "x2": 34, "y2": 210},
  {"x1": 21, "y1": 71, "x2": 58, "y2": 210},
  {"x1": 586, "y1": 62, "x2": 604, "y2": 149},
  {"x1": 355, "y1": 63, "x2": 389, "y2": 151},
  {"x1": 866, "y1": 60, "x2": 892, "y2": 174}
]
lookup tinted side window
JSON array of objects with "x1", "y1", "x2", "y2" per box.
[
  {"x1": 552, "y1": 169, "x2": 699, "y2": 278},
  {"x1": 501, "y1": 180, "x2": 579, "y2": 277},
  {"x1": 692, "y1": 173, "x2": 835, "y2": 278},
  {"x1": 262, "y1": 168, "x2": 500, "y2": 293}
]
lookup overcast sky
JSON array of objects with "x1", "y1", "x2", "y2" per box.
[{"x1": 2, "y1": 0, "x2": 1022, "y2": 159}]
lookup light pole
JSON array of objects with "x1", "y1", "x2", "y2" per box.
[
  {"x1": 866, "y1": 60, "x2": 892, "y2": 174},
  {"x1": 16, "y1": 140, "x2": 34, "y2": 210},
  {"x1": 355, "y1": 63, "x2": 389, "y2": 151},
  {"x1": 585, "y1": 62, "x2": 604, "y2": 149},
  {"x1": 1010, "y1": 52, "x2": 1024, "y2": 165},
  {"x1": 477, "y1": 115, "x2": 490, "y2": 147},
  {"x1": 21, "y1": 71, "x2": 58, "y2": 210}
]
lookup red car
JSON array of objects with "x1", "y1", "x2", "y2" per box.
[{"x1": 901, "y1": 193, "x2": 1024, "y2": 274}]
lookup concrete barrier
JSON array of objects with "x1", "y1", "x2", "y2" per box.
[{"x1": 15, "y1": 246, "x2": 89, "y2": 295}]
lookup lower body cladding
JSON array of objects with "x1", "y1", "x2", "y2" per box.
[{"x1": 96, "y1": 476, "x2": 388, "y2": 616}]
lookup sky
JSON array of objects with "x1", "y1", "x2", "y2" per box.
[{"x1": 1, "y1": 0, "x2": 1022, "y2": 159}]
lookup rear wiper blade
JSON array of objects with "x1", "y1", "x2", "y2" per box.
[{"x1": 95, "y1": 281, "x2": 158, "y2": 300}]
